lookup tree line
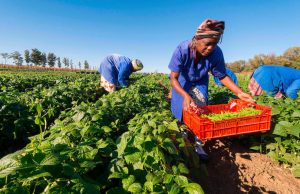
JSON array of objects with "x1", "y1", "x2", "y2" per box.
[
  {"x1": 0, "y1": 48, "x2": 90, "y2": 70},
  {"x1": 227, "y1": 47, "x2": 300, "y2": 72}
]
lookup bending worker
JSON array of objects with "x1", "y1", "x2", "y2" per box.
[
  {"x1": 214, "y1": 68, "x2": 238, "y2": 86},
  {"x1": 248, "y1": 65, "x2": 300, "y2": 100},
  {"x1": 168, "y1": 19, "x2": 255, "y2": 121},
  {"x1": 98, "y1": 54, "x2": 143, "y2": 92}
]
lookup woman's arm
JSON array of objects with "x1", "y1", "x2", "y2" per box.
[
  {"x1": 118, "y1": 63, "x2": 131, "y2": 87},
  {"x1": 220, "y1": 76, "x2": 256, "y2": 103},
  {"x1": 170, "y1": 71, "x2": 194, "y2": 110}
]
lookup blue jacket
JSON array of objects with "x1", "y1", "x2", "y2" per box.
[
  {"x1": 252, "y1": 65, "x2": 300, "y2": 99},
  {"x1": 214, "y1": 68, "x2": 238, "y2": 86},
  {"x1": 98, "y1": 54, "x2": 133, "y2": 87},
  {"x1": 168, "y1": 40, "x2": 227, "y2": 121}
]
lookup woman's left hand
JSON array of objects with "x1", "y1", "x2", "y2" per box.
[{"x1": 237, "y1": 91, "x2": 256, "y2": 104}]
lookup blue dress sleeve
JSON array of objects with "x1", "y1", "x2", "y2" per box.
[
  {"x1": 168, "y1": 45, "x2": 184, "y2": 72},
  {"x1": 285, "y1": 79, "x2": 300, "y2": 100},
  {"x1": 226, "y1": 68, "x2": 238, "y2": 85},
  {"x1": 118, "y1": 63, "x2": 132, "y2": 87},
  {"x1": 210, "y1": 47, "x2": 226, "y2": 79},
  {"x1": 213, "y1": 76, "x2": 223, "y2": 86}
]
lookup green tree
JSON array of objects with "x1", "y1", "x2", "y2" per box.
[
  {"x1": 0, "y1": 53, "x2": 9, "y2": 64},
  {"x1": 281, "y1": 47, "x2": 300, "y2": 69},
  {"x1": 24, "y1": 50, "x2": 31, "y2": 66},
  {"x1": 9, "y1": 51, "x2": 23, "y2": 66},
  {"x1": 47, "y1": 53, "x2": 56, "y2": 67},
  {"x1": 78, "y1": 61, "x2": 81, "y2": 69},
  {"x1": 62, "y1": 57, "x2": 69, "y2": 68},
  {"x1": 227, "y1": 60, "x2": 246, "y2": 73},
  {"x1": 41, "y1": 53, "x2": 47, "y2": 67},
  {"x1": 57, "y1": 57, "x2": 61, "y2": 68},
  {"x1": 84, "y1": 60, "x2": 89, "y2": 70},
  {"x1": 31, "y1": 48, "x2": 42, "y2": 66},
  {"x1": 70, "y1": 59, "x2": 73, "y2": 69},
  {"x1": 245, "y1": 54, "x2": 279, "y2": 71}
]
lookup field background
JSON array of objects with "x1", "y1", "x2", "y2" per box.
[{"x1": 0, "y1": 69, "x2": 299, "y2": 193}]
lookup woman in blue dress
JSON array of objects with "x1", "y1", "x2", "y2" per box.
[
  {"x1": 248, "y1": 65, "x2": 300, "y2": 100},
  {"x1": 98, "y1": 54, "x2": 143, "y2": 92},
  {"x1": 168, "y1": 19, "x2": 255, "y2": 121}
]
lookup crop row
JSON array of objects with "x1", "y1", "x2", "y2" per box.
[
  {"x1": 0, "y1": 74, "x2": 204, "y2": 193},
  {"x1": 0, "y1": 74, "x2": 104, "y2": 157},
  {"x1": 0, "y1": 71, "x2": 93, "y2": 92}
]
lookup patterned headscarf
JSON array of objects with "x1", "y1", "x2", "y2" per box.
[
  {"x1": 132, "y1": 59, "x2": 143, "y2": 71},
  {"x1": 191, "y1": 19, "x2": 225, "y2": 49}
]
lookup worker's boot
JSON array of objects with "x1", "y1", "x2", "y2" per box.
[{"x1": 194, "y1": 136, "x2": 209, "y2": 162}]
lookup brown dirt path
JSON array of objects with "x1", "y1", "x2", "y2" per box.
[{"x1": 191, "y1": 139, "x2": 300, "y2": 194}]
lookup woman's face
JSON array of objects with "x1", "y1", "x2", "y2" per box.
[{"x1": 195, "y1": 38, "x2": 218, "y2": 57}]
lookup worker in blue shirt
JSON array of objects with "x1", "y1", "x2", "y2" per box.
[
  {"x1": 213, "y1": 68, "x2": 238, "y2": 86},
  {"x1": 168, "y1": 19, "x2": 255, "y2": 122},
  {"x1": 248, "y1": 65, "x2": 300, "y2": 100},
  {"x1": 98, "y1": 54, "x2": 143, "y2": 92}
]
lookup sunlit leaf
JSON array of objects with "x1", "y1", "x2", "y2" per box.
[
  {"x1": 291, "y1": 110, "x2": 300, "y2": 118},
  {"x1": 292, "y1": 165, "x2": 300, "y2": 178},
  {"x1": 168, "y1": 120, "x2": 179, "y2": 131},
  {"x1": 273, "y1": 123, "x2": 287, "y2": 137}
]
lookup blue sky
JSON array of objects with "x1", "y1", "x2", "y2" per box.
[{"x1": 0, "y1": 0, "x2": 300, "y2": 73}]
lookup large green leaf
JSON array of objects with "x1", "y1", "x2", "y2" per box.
[
  {"x1": 168, "y1": 120, "x2": 179, "y2": 131},
  {"x1": 0, "y1": 152, "x2": 21, "y2": 178},
  {"x1": 128, "y1": 183, "x2": 142, "y2": 193},
  {"x1": 144, "y1": 181, "x2": 153, "y2": 192},
  {"x1": 102, "y1": 126, "x2": 112, "y2": 133},
  {"x1": 291, "y1": 110, "x2": 300, "y2": 118},
  {"x1": 287, "y1": 124, "x2": 300, "y2": 137},
  {"x1": 96, "y1": 139, "x2": 109, "y2": 149},
  {"x1": 271, "y1": 107, "x2": 280, "y2": 115},
  {"x1": 184, "y1": 183, "x2": 204, "y2": 194},
  {"x1": 117, "y1": 132, "x2": 130, "y2": 156},
  {"x1": 80, "y1": 126, "x2": 89, "y2": 137},
  {"x1": 278, "y1": 121, "x2": 293, "y2": 128},
  {"x1": 178, "y1": 163, "x2": 189, "y2": 174},
  {"x1": 267, "y1": 151, "x2": 278, "y2": 160},
  {"x1": 273, "y1": 123, "x2": 287, "y2": 137},
  {"x1": 40, "y1": 154, "x2": 61, "y2": 166},
  {"x1": 146, "y1": 173, "x2": 162, "y2": 184},
  {"x1": 266, "y1": 143, "x2": 277, "y2": 151},
  {"x1": 174, "y1": 175, "x2": 189, "y2": 187},
  {"x1": 22, "y1": 172, "x2": 52, "y2": 183},
  {"x1": 72, "y1": 111, "x2": 85, "y2": 122},
  {"x1": 162, "y1": 138, "x2": 177, "y2": 155},
  {"x1": 148, "y1": 120, "x2": 157, "y2": 128},
  {"x1": 124, "y1": 149, "x2": 142, "y2": 164},
  {"x1": 122, "y1": 175, "x2": 135, "y2": 190},
  {"x1": 79, "y1": 161, "x2": 97, "y2": 169},
  {"x1": 292, "y1": 165, "x2": 300, "y2": 178},
  {"x1": 163, "y1": 174, "x2": 174, "y2": 184},
  {"x1": 108, "y1": 172, "x2": 124, "y2": 179},
  {"x1": 169, "y1": 184, "x2": 181, "y2": 194}
]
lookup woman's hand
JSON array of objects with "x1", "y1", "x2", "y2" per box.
[
  {"x1": 170, "y1": 72, "x2": 196, "y2": 111},
  {"x1": 183, "y1": 94, "x2": 194, "y2": 110},
  {"x1": 220, "y1": 76, "x2": 256, "y2": 104},
  {"x1": 237, "y1": 91, "x2": 256, "y2": 104}
]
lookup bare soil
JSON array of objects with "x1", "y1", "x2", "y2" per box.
[{"x1": 191, "y1": 139, "x2": 300, "y2": 194}]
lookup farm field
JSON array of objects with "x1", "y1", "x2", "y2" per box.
[{"x1": 0, "y1": 70, "x2": 299, "y2": 193}]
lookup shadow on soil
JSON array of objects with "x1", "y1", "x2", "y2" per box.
[{"x1": 187, "y1": 138, "x2": 277, "y2": 194}]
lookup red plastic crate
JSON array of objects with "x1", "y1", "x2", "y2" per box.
[{"x1": 183, "y1": 99, "x2": 272, "y2": 141}]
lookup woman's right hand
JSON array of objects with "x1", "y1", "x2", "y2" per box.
[
  {"x1": 183, "y1": 94, "x2": 194, "y2": 110},
  {"x1": 237, "y1": 91, "x2": 256, "y2": 104}
]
